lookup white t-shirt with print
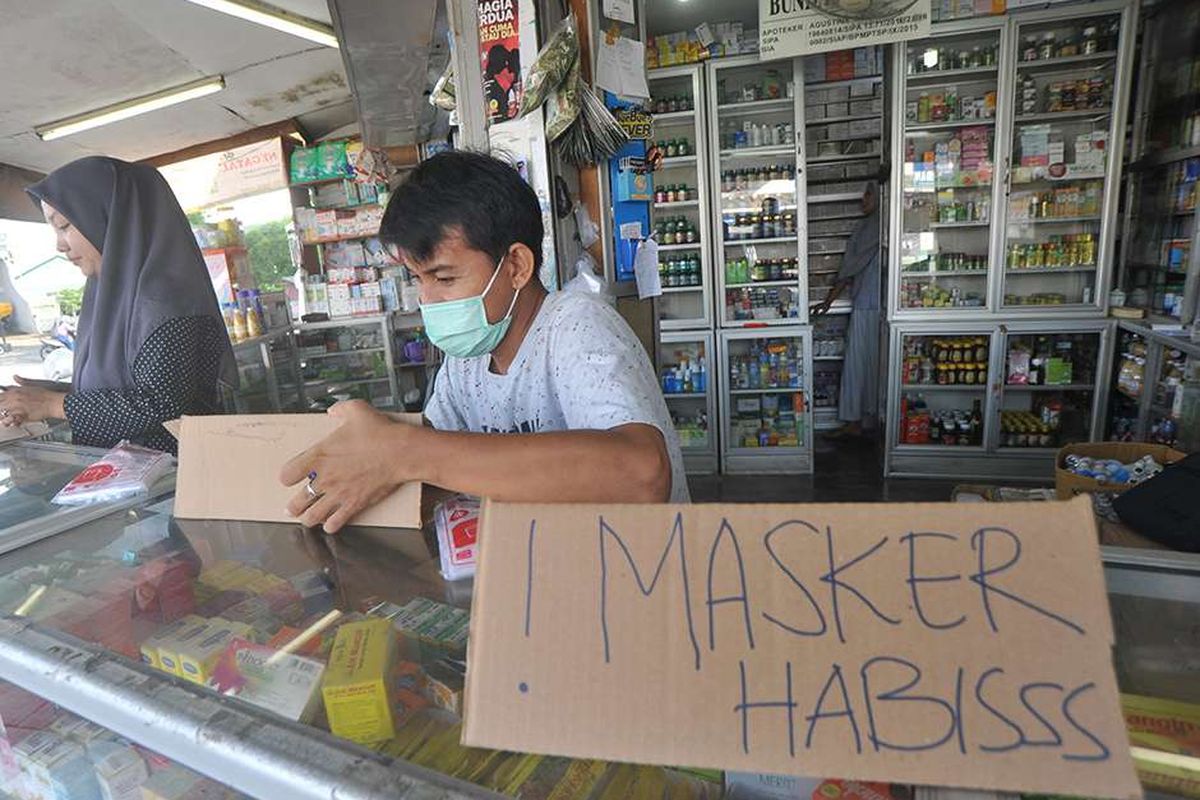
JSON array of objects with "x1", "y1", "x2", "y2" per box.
[{"x1": 423, "y1": 289, "x2": 690, "y2": 502}]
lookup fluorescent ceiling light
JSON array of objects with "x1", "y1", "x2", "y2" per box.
[
  {"x1": 36, "y1": 77, "x2": 226, "y2": 141},
  {"x1": 183, "y1": 0, "x2": 339, "y2": 48}
]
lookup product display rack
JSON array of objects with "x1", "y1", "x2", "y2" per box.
[
  {"x1": 293, "y1": 315, "x2": 400, "y2": 410},
  {"x1": 222, "y1": 329, "x2": 304, "y2": 414},
  {"x1": 887, "y1": 319, "x2": 1113, "y2": 479},
  {"x1": 1117, "y1": 0, "x2": 1200, "y2": 324},
  {"x1": 658, "y1": 330, "x2": 718, "y2": 473},
  {"x1": 648, "y1": 65, "x2": 714, "y2": 332},
  {"x1": 889, "y1": 2, "x2": 1136, "y2": 321},
  {"x1": 718, "y1": 327, "x2": 813, "y2": 474}
]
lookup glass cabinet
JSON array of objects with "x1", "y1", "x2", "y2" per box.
[
  {"x1": 708, "y1": 55, "x2": 805, "y2": 329},
  {"x1": 887, "y1": 320, "x2": 1113, "y2": 478},
  {"x1": 718, "y1": 328, "x2": 812, "y2": 474},
  {"x1": 898, "y1": 23, "x2": 1003, "y2": 314},
  {"x1": 649, "y1": 64, "x2": 714, "y2": 330},
  {"x1": 658, "y1": 331, "x2": 718, "y2": 474}
]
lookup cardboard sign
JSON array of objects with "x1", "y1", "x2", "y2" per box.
[
  {"x1": 759, "y1": 0, "x2": 931, "y2": 60},
  {"x1": 463, "y1": 499, "x2": 1140, "y2": 799},
  {"x1": 172, "y1": 414, "x2": 424, "y2": 529}
]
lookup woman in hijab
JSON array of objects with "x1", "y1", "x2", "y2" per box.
[{"x1": 0, "y1": 157, "x2": 233, "y2": 453}]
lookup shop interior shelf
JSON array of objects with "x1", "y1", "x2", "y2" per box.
[
  {"x1": 729, "y1": 387, "x2": 803, "y2": 395},
  {"x1": 301, "y1": 346, "x2": 387, "y2": 361},
  {"x1": 651, "y1": 110, "x2": 696, "y2": 122},
  {"x1": 1014, "y1": 107, "x2": 1113, "y2": 124},
  {"x1": 1131, "y1": 143, "x2": 1200, "y2": 170},
  {"x1": 1150, "y1": 401, "x2": 1177, "y2": 418},
  {"x1": 901, "y1": 269, "x2": 989, "y2": 278},
  {"x1": 717, "y1": 98, "x2": 793, "y2": 114},
  {"x1": 901, "y1": 383, "x2": 988, "y2": 392},
  {"x1": 1005, "y1": 266, "x2": 1097, "y2": 274},
  {"x1": 810, "y1": 212, "x2": 867, "y2": 222},
  {"x1": 660, "y1": 286, "x2": 704, "y2": 294},
  {"x1": 995, "y1": 446, "x2": 1059, "y2": 455},
  {"x1": 720, "y1": 146, "x2": 796, "y2": 159},
  {"x1": 723, "y1": 204, "x2": 799, "y2": 214},
  {"x1": 725, "y1": 279, "x2": 796, "y2": 289},
  {"x1": 660, "y1": 155, "x2": 698, "y2": 167},
  {"x1": 1003, "y1": 383, "x2": 1095, "y2": 392},
  {"x1": 658, "y1": 242, "x2": 703, "y2": 252},
  {"x1": 804, "y1": 74, "x2": 882, "y2": 90},
  {"x1": 809, "y1": 267, "x2": 842, "y2": 275},
  {"x1": 906, "y1": 66, "x2": 998, "y2": 84},
  {"x1": 1014, "y1": 51, "x2": 1118, "y2": 71},
  {"x1": 303, "y1": 376, "x2": 390, "y2": 389},
  {"x1": 289, "y1": 176, "x2": 357, "y2": 188},
  {"x1": 664, "y1": 392, "x2": 707, "y2": 400},
  {"x1": 895, "y1": 442, "x2": 986, "y2": 452},
  {"x1": 814, "y1": 113, "x2": 882, "y2": 125},
  {"x1": 654, "y1": 199, "x2": 699, "y2": 209},
  {"x1": 294, "y1": 316, "x2": 388, "y2": 331},
  {"x1": 724, "y1": 237, "x2": 797, "y2": 246},
  {"x1": 907, "y1": 118, "x2": 997, "y2": 132},
  {"x1": 300, "y1": 232, "x2": 380, "y2": 245},
  {"x1": 1009, "y1": 215, "x2": 1102, "y2": 225},
  {"x1": 809, "y1": 192, "x2": 864, "y2": 204},
  {"x1": 929, "y1": 220, "x2": 990, "y2": 229},
  {"x1": 1011, "y1": 172, "x2": 1106, "y2": 186},
  {"x1": 807, "y1": 151, "x2": 882, "y2": 163},
  {"x1": 814, "y1": 355, "x2": 845, "y2": 361}
]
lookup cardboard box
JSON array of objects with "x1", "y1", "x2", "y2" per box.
[
  {"x1": 1055, "y1": 442, "x2": 1188, "y2": 500},
  {"x1": 171, "y1": 414, "x2": 434, "y2": 529},
  {"x1": 322, "y1": 619, "x2": 398, "y2": 744}
]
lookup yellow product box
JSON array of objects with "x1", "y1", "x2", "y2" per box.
[
  {"x1": 321, "y1": 619, "x2": 398, "y2": 744},
  {"x1": 139, "y1": 616, "x2": 203, "y2": 671},
  {"x1": 1123, "y1": 693, "x2": 1200, "y2": 798},
  {"x1": 176, "y1": 621, "x2": 252, "y2": 685},
  {"x1": 157, "y1": 618, "x2": 214, "y2": 676}
]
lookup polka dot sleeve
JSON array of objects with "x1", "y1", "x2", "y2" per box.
[{"x1": 63, "y1": 315, "x2": 227, "y2": 454}]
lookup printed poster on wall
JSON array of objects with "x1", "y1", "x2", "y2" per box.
[
  {"x1": 478, "y1": 0, "x2": 522, "y2": 123},
  {"x1": 759, "y1": 0, "x2": 931, "y2": 60}
]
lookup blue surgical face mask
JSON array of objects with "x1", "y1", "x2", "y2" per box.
[{"x1": 419, "y1": 255, "x2": 520, "y2": 358}]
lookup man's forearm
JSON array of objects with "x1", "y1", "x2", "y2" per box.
[{"x1": 400, "y1": 424, "x2": 672, "y2": 503}]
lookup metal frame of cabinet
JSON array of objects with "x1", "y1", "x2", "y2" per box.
[
  {"x1": 888, "y1": 0, "x2": 1137, "y2": 321},
  {"x1": 649, "y1": 64, "x2": 715, "y2": 332},
  {"x1": 707, "y1": 53, "x2": 810, "y2": 330},
  {"x1": 293, "y1": 315, "x2": 400, "y2": 410},
  {"x1": 1105, "y1": 319, "x2": 1200, "y2": 446},
  {"x1": 223, "y1": 329, "x2": 304, "y2": 414},
  {"x1": 886, "y1": 319, "x2": 1114, "y2": 478},
  {"x1": 659, "y1": 330, "x2": 719, "y2": 473},
  {"x1": 718, "y1": 326, "x2": 813, "y2": 474}
]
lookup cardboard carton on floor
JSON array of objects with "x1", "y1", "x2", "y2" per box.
[{"x1": 170, "y1": 413, "x2": 445, "y2": 529}]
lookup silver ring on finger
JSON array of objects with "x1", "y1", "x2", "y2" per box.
[{"x1": 305, "y1": 470, "x2": 323, "y2": 501}]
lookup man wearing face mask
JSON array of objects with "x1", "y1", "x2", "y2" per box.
[{"x1": 280, "y1": 152, "x2": 688, "y2": 532}]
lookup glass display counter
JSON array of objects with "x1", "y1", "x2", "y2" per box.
[{"x1": 0, "y1": 439, "x2": 1195, "y2": 799}]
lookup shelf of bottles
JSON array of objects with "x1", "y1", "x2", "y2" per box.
[
  {"x1": 711, "y1": 56, "x2": 803, "y2": 328},
  {"x1": 803, "y1": 47, "x2": 884, "y2": 318},
  {"x1": 897, "y1": 332, "x2": 990, "y2": 449},
  {"x1": 812, "y1": 314, "x2": 848, "y2": 430},
  {"x1": 997, "y1": 330, "x2": 1102, "y2": 451},
  {"x1": 899, "y1": 29, "x2": 1001, "y2": 313},
  {"x1": 1002, "y1": 13, "x2": 1122, "y2": 310},
  {"x1": 1106, "y1": 327, "x2": 1149, "y2": 441},
  {"x1": 1146, "y1": 346, "x2": 1196, "y2": 448},
  {"x1": 1121, "y1": 0, "x2": 1200, "y2": 323},
  {"x1": 649, "y1": 66, "x2": 711, "y2": 329},
  {"x1": 720, "y1": 330, "x2": 811, "y2": 472},
  {"x1": 658, "y1": 334, "x2": 714, "y2": 464}
]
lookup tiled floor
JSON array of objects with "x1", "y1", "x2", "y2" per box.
[{"x1": 688, "y1": 432, "x2": 964, "y2": 503}]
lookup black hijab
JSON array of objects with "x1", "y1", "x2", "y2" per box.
[{"x1": 26, "y1": 157, "x2": 234, "y2": 392}]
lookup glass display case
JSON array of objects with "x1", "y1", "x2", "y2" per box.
[
  {"x1": 889, "y1": 1, "x2": 1135, "y2": 319},
  {"x1": 887, "y1": 320, "x2": 1113, "y2": 478},
  {"x1": 294, "y1": 315, "x2": 399, "y2": 411},
  {"x1": 649, "y1": 65, "x2": 714, "y2": 331},
  {"x1": 897, "y1": 22, "x2": 1003, "y2": 315},
  {"x1": 1002, "y1": 9, "x2": 1125, "y2": 312},
  {"x1": 718, "y1": 328, "x2": 812, "y2": 473},
  {"x1": 222, "y1": 330, "x2": 304, "y2": 414},
  {"x1": 658, "y1": 331, "x2": 717, "y2": 474},
  {"x1": 1118, "y1": 1, "x2": 1200, "y2": 324},
  {"x1": 811, "y1": 313, "x2": 849, "y2": 432},
  {"x1": 1105, "y1": 320, "x2": 1200, "y2": 452},
  {"x1": 708, "y1": 55, "x2": 806, "y2": 329}
]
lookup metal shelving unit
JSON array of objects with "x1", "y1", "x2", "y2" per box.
[{"x1": 293, "y1": 315, "x2": 399, "y2": 409}]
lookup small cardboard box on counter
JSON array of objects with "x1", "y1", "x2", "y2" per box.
[
  {"x1": 170, "y1": 413, "x2": 444, "y2": 530},
  {"x1": 1055, "y1": 441, "x2": 1187, "y2": 500}
]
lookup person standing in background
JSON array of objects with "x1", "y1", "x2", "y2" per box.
[{"x1": 812, "y1": 182, "x2": 882, "y2": 439}]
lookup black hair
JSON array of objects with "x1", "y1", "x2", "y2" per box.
[
  {"x1": 485, "y1": 45, "x2": 516, "y2": 78},
  {"x1": 380, "y1": 150, "x2": 543, "y2": 272}
]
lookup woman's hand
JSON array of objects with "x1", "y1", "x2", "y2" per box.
[
  {"x1": 0, "y1": 378, "x2": 67, "y2": 426},
  {"x1": 279, "y1": 400, "x2": 416, "y2": 534}
]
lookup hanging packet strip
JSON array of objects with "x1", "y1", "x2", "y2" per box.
[{"x1": 51, "y1": 441, "x2": 173, "y2": 507}]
